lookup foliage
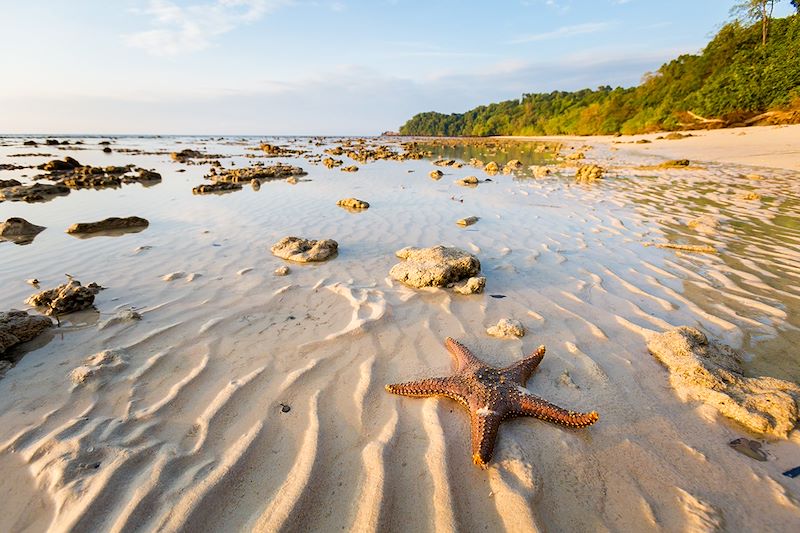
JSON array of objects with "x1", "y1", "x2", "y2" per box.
[{"x1": 399, "y1": 14, "x2": 800, "y2": 136}]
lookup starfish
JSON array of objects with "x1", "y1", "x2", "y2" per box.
[{"x1": 385, "y1": 337, "x2": 599, "y2": 467}]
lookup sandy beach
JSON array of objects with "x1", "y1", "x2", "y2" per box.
[
  {"x1": 505, "y1": 123, "x2": 800, "y2": 171},
  {"x1": 1, "y1": 130, "x2": 800, "y2": 532}
]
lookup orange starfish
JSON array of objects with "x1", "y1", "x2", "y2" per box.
[{"x1": 386, "y1": 337, "x2": 599, "y2": 467}]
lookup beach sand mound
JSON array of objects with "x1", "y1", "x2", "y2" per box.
[
  {"x1": 0, "y1": 310, "x2": 52, "y2": 354},
  {"x1": 26, "y1": 279, "x2": 101, "y2": 316},
  {"x1": 647, "y1": 326, "x2": 800, "y2": 437},
  {"x1": 271, "y1": 236, "x2": 338, "y2": 263},
  {"x1": 390, "y1": 245, "x2": 481, "y2": 288}
]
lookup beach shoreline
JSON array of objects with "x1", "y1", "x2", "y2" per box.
[{"x1": 499, "y1": 123, "x2": 800, "y2": 171}]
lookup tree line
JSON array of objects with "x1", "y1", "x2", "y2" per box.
[{"x1": 399, "y1": 6, "x2": 800, "y2": 137}]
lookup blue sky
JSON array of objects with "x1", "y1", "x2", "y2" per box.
[{"x1": 0, "y1": 0, "x2": 794, "y2": 135}]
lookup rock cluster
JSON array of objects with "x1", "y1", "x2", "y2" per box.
[
  {"x1": 575, "y1": 164, "x2": 605, "y2": 183},
  {"x1": 208, "y1": 163, "x2": 306, "y2": 183},
  {"x1": 192, "y1": 182, "x2": 242, "y2": 195},
  {"x1": 66, "y1": 216, "x2": 149, "y2": 234},
  {"x1": 389, "y1": 245, "x2": 482, "y2": 290},
  {"x1": 271, "y1": 236, "x2": 339, "y2": 263},
  {"x1": 26, "y1": 279, "x2": 102, "y2": 316},
  {"x1": 0, "y1": 182, "x2": 70, "y2": 203},
  {"x1": 0, "y1": 310, "x2": 52, "y2": 354},
  {"x1": 647, "y1": 326, "x2": 800, "y2": 437}
]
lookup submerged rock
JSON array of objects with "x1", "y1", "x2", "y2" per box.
[
  {"x1": 389, "y1": 245, "x2": 481, "y2": 289},
  {"x1": 66, "y1": 216, "x2": 149, "y2": 234},
  {"x1": 575, "y1": 164, "x2": 604, "y2": 183},
  {"x1": 337, "y1": 198, "x2": 370, "y2": 210},
  {"x1": 26, "y1": 279, "x2": 101, "y2": 316},
  {"x1": 456, "y1": 175, "x2": 479, "y2": 186},
  {"x1": 453, "y1": 276, "x2": 486, "y2": 295},
  {"x1": 486, "y1": 318, "x2": 525, "y2": 338},
  {"x1": 192, "y1": 182, "x2": 242, "y2": 195},
  {"x1": 0, "y1": 310, "x2": 52, "y2": 354},
  {"x1": 647, "y1": 326, "x2": 800, "y2": 437},
  {"x1": 271, "y1": 236, "x2": 338, "y2": 263},
  {"x1": 0, "y1": 217, "x2": 46, "y2": 244}
]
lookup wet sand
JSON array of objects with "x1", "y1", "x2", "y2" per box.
[{"x1": 1, "y1": 133, "x2": 799, "y2": 531}]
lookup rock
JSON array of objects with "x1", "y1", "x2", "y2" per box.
[
  {"x1": 738, "y1": 191, "x2": 761, "y2": 201},
  {"x1": 286, "y1": 176, "x2": 299, "y2": 185},
  {"x1": 0, "y1": 310, "x2": 52, "y2": 354},
  {"x1": 323, "y1": 157, "x2": 343, "y2": 168},
  {"x1": 484, "y1": 161, "x2": 499, "y2": 173},
  {"x1": 575, "y1": 164, "x2": 604, "y2": 183},
  {"x1": 341, "y1": 165, "x2": 359, "y2": 172},
  {"x1": 271, "y1": 236, "x2": 338, "y2": 263},
  {"x1": 429, "y1": 170, "x2": 444, "y2": 180},
  {"x1": 171, "y1": 149, "x2": 204, "y2": 162},
  {"x1": 251, "y1": 178, "x2": 261, "y2": 191},
  {"x1": 38, "y1": 157, "x2": 81, "y2": 172},
  {"x1": 0, "y1": 179, "x2": 22, "y2": 188},
  {"x1": 389, "y1": 246, "x2": 481, "y2": 289},
  {"x1": 162, "y1": 272, "x2": 186, "y2": 281},
  {"x1": 66, "y1": 216, "x2": 149, "y2": 234},
  {"x1": 0, "y1": 182, "x2": 70, "y2": 203},
  {"x1": 337, "y1": 198, "x2": 369, "y2": 210},
  {"x1": 658, "y1": 159, "x2": 691, "y2": 168},
  {"x1": 192, "y1": 182, "x2": 242, "y2": 194},
  {"x1": 504, "y1": 159, "x2": 523, "y2": 169},
  {"x1": 664, "y1": 132, "x2": 692, "y2": 140},
  {"x1": 532, "y1": 166, "x2": 551, "y2": 178},
  {"x1": 434, "y1": 159, "x2": 456, "y2": 167},
  {"x1": 456, "y1": 175, "x2": 479, "y2": 186},
  {"x1": 25, "y1": 279, "x2": 39, "y2": 286},
  {"x1": 647, "y1": 326, "x2": 800, "y2": 437},
  {"x1": 0, "y1": 217, "x2": 46, "y2": 244},
  {"x1": 209, "y1": 163, "x2": 306, "y2": 183},
  {"x1": 136, "y1": 169, "x2": 162, "y2": 182},
  {"x1": 274, "y1": 266, "x2": 290, "y2": 276},
  {"x1": 103, "y1": 147, "x2": 112, "y2": 153},
  {"x1": 456, "y1": 216, "x2": 479, "y2": 227},
  {"x1": 636, "y1": 139, "x2": 652, "y2": 144},
  {"x1": 26, "y1": 279, "x2": 100, "y2": 316},
  {"x1": 564, "y1": 152, "x2": 585, "y2": 160},
  {"x1": 23, "y1": 140, "x2": 37, "y2": 146},
  {"x1": 453, "y1": 276, "x2": 486, "y2": 295},
  {"x1": 486, "y1": 318, "x2": 525, "y2": 338}
]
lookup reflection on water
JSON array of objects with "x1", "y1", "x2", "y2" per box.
[{"x1": 1, "y1": 134, "x2": 798, "y2": 383}]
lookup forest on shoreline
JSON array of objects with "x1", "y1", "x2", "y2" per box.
[{"x1": 399, "y1": 12, "x2": 800, "y2": 137}]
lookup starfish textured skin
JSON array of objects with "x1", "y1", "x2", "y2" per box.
[{"x1": 385, "y1": 337, "x2": 599, "y2": 468}]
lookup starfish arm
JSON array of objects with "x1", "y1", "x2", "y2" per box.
[
  {"x1": 385, "y1": 377, "x2": 468, "y2": 407},
  {"x1": 502, "y1": 345, "x2": 546, "y2": 385},
  {"x1": 445, "y1": 337, "x2": 484, "y2": 372},
  {"x1": 470, "y1": 409, "x2": 503, "y2": 468},
  {"x1": 512, "y1": 390, "x2": 599, "y2": 429}
]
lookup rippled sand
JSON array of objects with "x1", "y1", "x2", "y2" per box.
[{"x1": 1, "y1": 134, "x2": 799, "y2": 532}]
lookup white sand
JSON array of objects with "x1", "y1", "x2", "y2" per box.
[
  {"x1": 0, "y1": 133, "x2": 799, "y2": 531},
  {"x1": 505, "y1": 123, "x2": 800, "y2": 171}
]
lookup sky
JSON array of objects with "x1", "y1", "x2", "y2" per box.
[{"x1": 0, "y1": 0, "x2": 795, "y2": 135}]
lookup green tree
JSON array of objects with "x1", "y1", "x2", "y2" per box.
[{"x1": 732, "y1": 1, "x2": 777, "y2": 45}]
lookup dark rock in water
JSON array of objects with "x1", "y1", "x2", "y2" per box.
[
  {"x1": 209, "y1": 163, "x2": 305, "y2": 183},
  {"x1": 23, "y1": 140, "x2": 37, "y2": 146},
  {"x1": 99, "y1": 141, "x2": 111, "y2": 145},
  {"x1": 0, "y1": 179, "x2": 22, "y2": 188},
  {"x1": 103, "y1": 147, "x2": 112, "y2": 153},
  {"x1": 26, "y1": 279, "x2": 101, "y2": 316},
  {"x1": 38, "y1": 157, "x2": 82, "y2": 171},
  {"x1": 271, "y1": 236, "x2": 338, "y2": 262},
  {"x1": 45, "y1": 139, "x2": 60, "y2": 145},
  {"x1": 132, "y1": 169, "x2": 161, "y2": 182},
  {"x1": 66, "y1": 216, "x2": 149, "y2": 234},
  {"x1": 0, "y1": 310, "x2": 53, "y2": 354},
  {"x1": 192, "y1": 182, "x2": 242, "y2": 194},
  {"x1": 0, "y1": 182, "x2": 71, "y2": 203},
  {"x1": 0, "y1": 217, "x2": 46, "y2": 244}
]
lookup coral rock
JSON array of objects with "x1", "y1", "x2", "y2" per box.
[
  {"x1": 271, "y1": 236, "x2": 338, "y2": 263},
  {"x1": 26, "y1": 279, "x2": 101, "y2": 316},
  {"x1": 486, "y1": 318, "x2": 525, "y2": 338},
  {"x1": 0, "y1": 310, "x2": 52, "y2": 354},
  {"x1": 390, "y1": 246, "x2": 481, "y2": 289}
]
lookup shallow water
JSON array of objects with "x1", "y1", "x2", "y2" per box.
[{"x1": 1, "y1": 135, "x2": 799, "y2": 532}]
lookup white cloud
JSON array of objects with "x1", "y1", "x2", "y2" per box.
[
  {"x1": 124, "y1": 0, "x2": 287, "y2": 56},
  {"x1": 509, "y1": 22, "x2": 610, "y2": 44}
]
